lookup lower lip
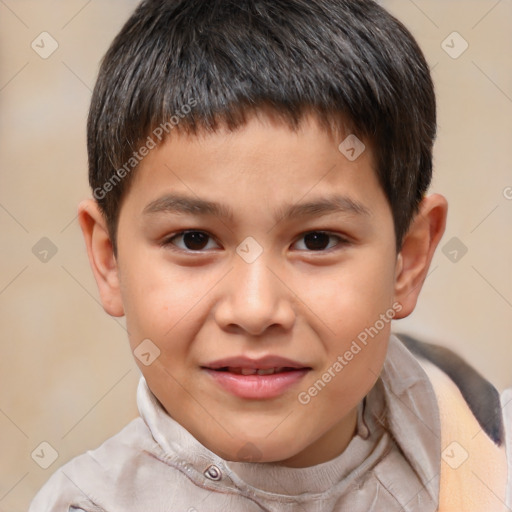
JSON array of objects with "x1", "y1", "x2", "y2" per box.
[{"x1": 203, "y1": 368, "x2": 310, "y2": 399}]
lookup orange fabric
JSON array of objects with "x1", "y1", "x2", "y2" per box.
[{"x1": 419, "y1": 359, "x2": 508, "y2": 512}]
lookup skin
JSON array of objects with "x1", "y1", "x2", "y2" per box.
[{"x1": 79, "y1": 111, "x2": 447, "y2": 468}]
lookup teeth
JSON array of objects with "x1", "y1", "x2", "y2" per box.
[
  {"x1": 226, "y1": 367, "x2": 292, "y2": 375},
  {"x1": 257, "y1": 368, "x2": 276, "y2": 375}
]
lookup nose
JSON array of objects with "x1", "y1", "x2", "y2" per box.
[{"x1": 214, "y1": 253, "x2": 296, "y2": 336}]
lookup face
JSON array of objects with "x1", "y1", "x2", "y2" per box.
[{"x1": 109, "y1": 112, "x2": 401, "y2": 467}]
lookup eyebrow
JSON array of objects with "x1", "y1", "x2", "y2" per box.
[{"x1": 142, "y1": 193, "x2": 371, "y2": 222}]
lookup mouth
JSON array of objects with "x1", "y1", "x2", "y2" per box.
[
  {"x1": 212, "y1": 366, "x2": 301, "y2": 376},
  {"x1": 201, "y1": 356, "x2": 312, "y2": 399}
]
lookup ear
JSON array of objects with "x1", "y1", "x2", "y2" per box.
[
  {"x1": 78, "y1": 199, "x2": 124, "y2": 317},
  {"x1": 393, "y1": 194, "x2": 448, "y2": 318}
]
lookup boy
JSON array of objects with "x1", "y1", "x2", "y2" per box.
[{"x1": 30, "y1": 0, "x2": 511, "y2": 510}]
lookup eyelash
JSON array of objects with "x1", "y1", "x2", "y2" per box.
[{"x1": 161, "y1": 230, "x2": 350, "y2": 253}]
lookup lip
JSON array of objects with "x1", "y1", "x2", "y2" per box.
[
  {"x1": 201, "y1": 355, "x2": 311, "y2": 400},
  {"x1": 203, "y1": 355, "x2": 308, "y2": 370}
]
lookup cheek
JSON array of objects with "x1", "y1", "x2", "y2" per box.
[
  {"x1": 310, "y1": 251, "x2": 396, "y2": 334},
  {"x1": 120, "y1": 256, "x2": 207, "y2": 349},
  {"x1": 303, "y1": 248, "x2": 396, "y2": 396}
]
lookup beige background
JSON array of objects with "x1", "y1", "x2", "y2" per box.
[{"x1": 0, "y1": 0, "x2": 511, "y2": 509}]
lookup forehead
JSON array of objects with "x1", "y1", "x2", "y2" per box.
[{"x1": 126, "y1": 111, "x2": 386, "y2": 222}]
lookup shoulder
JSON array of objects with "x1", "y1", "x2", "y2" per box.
[
  {"x1": 28, "y1": 418, "x2": 161, "y2": 511},
  {"x1": 396, "y1": 333, "x2": 504, "y2": 446}
]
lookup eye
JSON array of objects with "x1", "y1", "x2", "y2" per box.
[
  {"x1": 163, "y1": 230, "x2": 220, "y2": 252},
  {"x1": 292, "y1": 231, "x2": 347, "y2": 251}
]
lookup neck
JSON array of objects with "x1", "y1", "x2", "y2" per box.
[{"x1": 277, "y1": 405, "x2": 359, "y2": 468}]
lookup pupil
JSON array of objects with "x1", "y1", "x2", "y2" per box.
[
  {"x1": 304, "y1": 232, "x2": 329, "y2": 250},
  {"x1": 184, "y1": 232, "x2": 208, "y2": 250}
]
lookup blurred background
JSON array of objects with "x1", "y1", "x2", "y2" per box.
[{"x1": 0, "y1": 0, "x2": 511, "y2": 509}]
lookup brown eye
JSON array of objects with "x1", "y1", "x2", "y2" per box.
[
  {"x1": 303, "y1": 232, "x2": 331, "y2": 250},
  {"x1": 182, "y1": 231, "x2": 209, "y2": 250},
  {"x1": 292, "y1": 231, "x2": 347, "y2": 252},
  {"x1": 165, "y1": 231, "x2": 219, "y2": 251}
]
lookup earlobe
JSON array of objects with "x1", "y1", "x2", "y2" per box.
[
  {"x1": 394, "y1": 194, "x2": 448, "y2": 318},
  {"x1": 78, "y1": 199, "x2": 125, "y2": 317}
]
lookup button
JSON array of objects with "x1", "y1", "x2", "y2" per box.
[{"x1": 204, "y1": 464, "x2": 222, "y2": 481}]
